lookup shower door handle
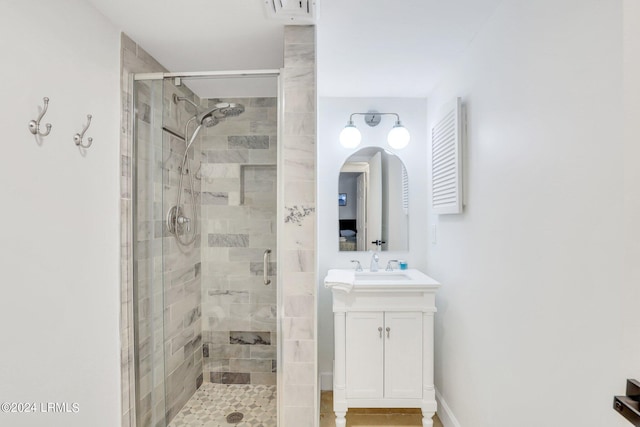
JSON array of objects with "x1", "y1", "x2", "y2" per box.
[{"x1": 263, "y1": 249, "x2": 272, "y2": 286}]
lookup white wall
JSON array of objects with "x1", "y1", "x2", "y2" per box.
[
  {"x1": 0, "y1": 2, "x2": 121, "y2": 426},
  {"x1": 623, "y1": 0, "x2": 640, "y2": 380},
  {"x1": 317, "y1": 97, "x2": 428, "y2": 388},
  {"x1": 427, "y1": 1, "x2": 637, "y2": 426}
]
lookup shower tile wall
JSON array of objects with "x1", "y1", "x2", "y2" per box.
[{"x1": 199, "y1": 97, "x2": 278, "y2": 387}]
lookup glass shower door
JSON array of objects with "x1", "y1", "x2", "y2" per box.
[
  {"x1": 133, "y1": 74, "x2": 279, "y2": 427},
  {"x1": 133, "y1": 78, "x2": 168, "y2": 427},
  {"x1": 159, "y1": 79, "x2": 204, "y2": 422}
]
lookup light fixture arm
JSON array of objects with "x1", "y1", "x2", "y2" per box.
[{"x1": 348, "y1": 112, "x2": 401, "y2": 126}]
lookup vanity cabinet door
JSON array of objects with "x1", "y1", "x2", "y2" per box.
[
  {"x1": 345, "y1": 311, "x2": 384, "y2": 398},
  {"x1": 384, "y1": 312, "x2": 423, "y2": 399}
]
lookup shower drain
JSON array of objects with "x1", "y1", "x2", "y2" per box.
[{"x1": 226, "y1": 411, "x2": 244, "y2": 424}]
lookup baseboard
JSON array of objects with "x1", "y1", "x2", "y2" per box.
[
  {"x1": 435, "y1": 388, "x2": 462, "y2": 427},
  {"x1": 320, "y1": 372, "x2": 333, "y2": 391}
]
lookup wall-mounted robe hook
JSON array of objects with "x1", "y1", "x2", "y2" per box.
[
  {"x1": 73, "y1": 114, "x2": 93, "y2": 149},
  {"x1": 28, "y1": 97, "x2": 52, "y2": 137}
]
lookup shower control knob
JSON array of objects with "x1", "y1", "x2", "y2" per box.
[{"x1": 177, "y1": 215, "x2": 191, "y2": 232}]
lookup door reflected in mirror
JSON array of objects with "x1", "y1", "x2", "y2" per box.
[{"x1": 338, "y1": 147, "x2": 409, "y2": 252}]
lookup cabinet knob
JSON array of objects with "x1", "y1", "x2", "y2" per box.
[
  {"x1": 386, "y1": 327, "x2": 390, "y2": 338},
  {"x1": 378, "y1": 326, "x2": 383, "y2": 338}
]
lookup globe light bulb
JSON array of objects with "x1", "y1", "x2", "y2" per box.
[
  {"x1": 387, "y1": 122, "x2": 410, "y2": 149},
  {"x1": 339, "y1": 122, "x2": 362, "y2": 148}
]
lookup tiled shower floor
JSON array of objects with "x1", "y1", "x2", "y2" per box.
[{"x1": 168, "y1": 383, "x2": 277, "y2": 427}]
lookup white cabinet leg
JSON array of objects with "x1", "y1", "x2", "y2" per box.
[
  {"x1": 335, "y1": 411, "x2": 347, "y2": 427},
  {"x1": 421, "y1": 411, "x2": 435, "y2": 427}
]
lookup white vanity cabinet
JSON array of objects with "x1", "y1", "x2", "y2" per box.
[
  {"x1": 329, "y1": 269, "x2": 440, "y2": 427},
  {"x1": 346, "y1": 311, "x2": 424, "y2": 399}
]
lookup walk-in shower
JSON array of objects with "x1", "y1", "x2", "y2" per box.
[{"x1": 132, "y1": 70, "x2": 281, "y2": 427}]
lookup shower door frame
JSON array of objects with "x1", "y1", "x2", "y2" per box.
[{"x1": 131, "y1": 68, "x2": 284, "y2": 427}]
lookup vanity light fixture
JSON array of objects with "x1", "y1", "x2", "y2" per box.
[{"x1": 339, "y1": 111, "x2": 411, "y2": 149}]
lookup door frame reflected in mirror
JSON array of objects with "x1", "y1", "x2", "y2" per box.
[{"x1": 338, "y1": 147, "x2": 409, "y2": 252}]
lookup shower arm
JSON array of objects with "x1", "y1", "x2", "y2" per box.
[{"x1": 173, "y1": 95, "x2": 199, "y2": 111}]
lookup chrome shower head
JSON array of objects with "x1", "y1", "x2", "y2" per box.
[
  {"x1": 196, "y1": 108, "x2": 221, "y2": 127},
  {"x1": 218, "y1": 102, "x2": 245, "y2": 117}
]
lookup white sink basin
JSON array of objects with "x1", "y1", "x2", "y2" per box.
[
  {"x1": 324, "y1": 268, "x2": 440, "y2": 291},
  {"x1": 354, "y1": 271, "x2": 412, "y2": 282},
  {"x1": 352, "y1": 269, "x2": 439, "y2": 287},
  {"x1": 324, "y1": 268, "x2": 440, "y2": 293}
]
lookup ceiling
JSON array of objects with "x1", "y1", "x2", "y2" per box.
[
  {"x1": 87, "y1": 0, "x2": 503, "y2": 98},
  {"x1": 318, "y1": 0, "x2": 503, "y2": 97}
]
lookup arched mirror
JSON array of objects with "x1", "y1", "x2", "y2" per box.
[{"x1": 338, "y1": 147, "x2": 409, "y2": 252}]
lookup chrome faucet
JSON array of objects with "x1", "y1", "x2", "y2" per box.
[
  {"x1": 350, "y1": 260, "x2": 363, "y2": 272},
  {"x1": 370, "y1": 252, "x2": 379, "y2": 272}
]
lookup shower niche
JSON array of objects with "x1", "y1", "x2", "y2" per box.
[{"x1": 132, "y1": 74, "x2": 279, "y2": 427}]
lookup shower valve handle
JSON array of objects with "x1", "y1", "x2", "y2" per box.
[{"x1": 177, "y1": 215, "x2": 191, "y2": 232}]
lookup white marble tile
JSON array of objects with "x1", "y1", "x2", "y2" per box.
[
  {"x1": 283, "y1": 384, "x2": 314, "y2": 407},
  {"x1": 283, "y1": 405, "x2": 315, "y2": 427},
  {"x1": 283, "y1": 339, "x2": 315, "y2": 363},
  {"x1": 282, "y1": 271, "x2": 315, "y2": 296},
  {"x1": 284, "y1": 43, "x2": 315, "y2": 68},
  {"x1": 284, "y1": 295, "x2": 314, "y2": 318},
  {"x1": 200, "y1": 163, "x2": 241, "y2": 179},
  {"x1": 285, "y1": 84, "x2": 315, "y2": 112},
  {"x1": 283, "y1": 67, "x2": 315, "y2": 88},
  {"x1": 248, "y1": 147, "x2": 277, "y2": 164},
  {"x1": 204, "y1": 119, "x2": 250, "y2": 136},
  {"x1": 284, "y1": 112, "x2": 316, "y2": 136},
  {"x1": 284, "y1": 25, "x2": 315, "y2": 44},
  {"x1": 230, "y1": 359, "x2": 272, "y2": 373},
  {"x1": 250, "y1": 345, "x2": 277, "y2": 360},
  {"x1": 282, "y1": 317, "x2": 314, "y2": 340},
  {"x1": 284, "y1": 180, "x2": 315, "y2": 204},
  {"x1": 282, "y1": 249, "x2": 315, "y2": 273},
  {"x1": 283, "y1": 216, "x2": 316, "y2": 250},
  {"x1": 283, "y1": 362, "x2": 315, "y2": 385},
  {"x1": 283, "y1": 157, "x2": 315, "y2": 181}
]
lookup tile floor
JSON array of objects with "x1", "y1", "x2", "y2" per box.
[
  {"x1": 168, "y1": 383, "x2": 276, "y2": 427},
  {"x1": 320, "y1": 391, "x2": 443, "y2": 427}
]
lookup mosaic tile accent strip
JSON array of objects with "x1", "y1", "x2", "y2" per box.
[{"x1": 168, "y1": 383, "x2": 276, "y2": 427}]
